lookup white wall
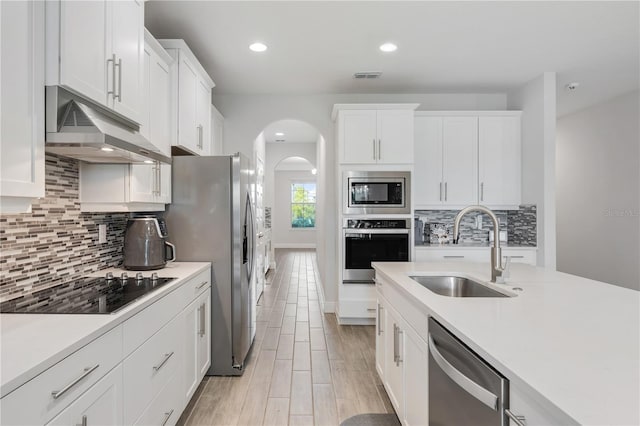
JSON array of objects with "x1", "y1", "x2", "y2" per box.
[
  {"x1": 265, "y1": 142, "x2": 317, "y2": 212},
  {"x1": 273, "y1": 170, "x2": 317, "y2": 248},
  {"x1": 507, "y1": 73, "x2": 557, "y2": 268},
  {"x1": 556, "y1": 91, "x2": 640, "y2": 290},
  {"x1": 213, "y1": 92, "x2": 508, "y2": 310}
]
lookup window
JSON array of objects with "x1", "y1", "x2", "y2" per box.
[{"x1": 291, "y1": 182, "x2": 316, "y2": 228}]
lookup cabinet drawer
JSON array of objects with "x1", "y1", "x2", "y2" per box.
[
  {"x1": 46, "y1": 364, "x2": 123, "y2": 426},
  {"x1": 415, "y1": 248, "x2": 486, "y2": 263},
  {"x1": 180, "y1": 268, "x2": 211, "y2": 306},
  {"x1": 338, "y1": 299, "x2": 377, "y2": 319},
  {"x1": 134, "y1": 369, "x2": 182, "y2": 426},
  {"x1": 502, "y1": 249, "x2": 536, "y2": 266},
  {"x1": 123, "y1": 314, "x2": 181, "y2": 425},
  {"x1": 0, "y1": 325, "x2": 123, "y2": 426}
]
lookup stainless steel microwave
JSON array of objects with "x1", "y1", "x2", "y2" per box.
[{"x1": 344, "y1": 171, "x2": 411, "y2": 215}]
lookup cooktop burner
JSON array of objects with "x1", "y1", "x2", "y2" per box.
[{"x1": 0, "y1": 273, "x2": 177, "y2": 314}]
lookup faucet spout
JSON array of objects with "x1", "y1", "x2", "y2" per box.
[{"x1": 453, "y1": 205, "x2": 504, "y2": 283}]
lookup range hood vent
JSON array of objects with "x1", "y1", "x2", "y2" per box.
[{"x1": 45, "y1": 86, "x2": 171, "y2": 164}]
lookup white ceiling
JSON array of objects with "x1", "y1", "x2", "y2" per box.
[
  {"x1": 262, "y1": 119, "x2": 319, "y2": 143},
  {"x1": 145, "y1": 1, "x2": 639, "y2": 115}
]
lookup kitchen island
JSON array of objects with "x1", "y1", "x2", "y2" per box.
[{"x1": 373, "y1": 260, "x2": 639, "y2": 426}]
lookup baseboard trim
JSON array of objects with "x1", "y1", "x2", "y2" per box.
[{"x1": 273, "y1": 243, "x2": 317, "y2": 249}]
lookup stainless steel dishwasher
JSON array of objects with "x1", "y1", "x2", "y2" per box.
[{"x1": 428, "y1": 318, "x2": 520, "y2": 426}]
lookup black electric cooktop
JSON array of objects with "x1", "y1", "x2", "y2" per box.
[{"x1": 0, "y1": 274, "x2": 177, "y2": 314}]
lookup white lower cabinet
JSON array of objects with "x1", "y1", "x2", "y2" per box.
[
  {"x1": 46, "y1": 365, "x2": 123, "y2": 426},
  {"x1": 375, "y1": 300, "x2": 386, "y2": 380},
  {"x1": 414, "y1": 247, "x2": 537, "y2": 266},
  {"x1": 0, "y1": 267, "x2": 212, "y2": 426},
  {"x1": 380, "y1": 296, "x2": 429, "y2": 426},
  {"x1": 183, "y1": 288, "x2": 211, "y2": 402}
]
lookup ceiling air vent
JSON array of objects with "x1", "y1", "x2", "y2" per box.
[{"x1": 354, "y1": 72, "x2": 382, "y2": 79}]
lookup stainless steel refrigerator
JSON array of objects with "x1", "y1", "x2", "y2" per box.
[{"x1": 165, "y1": 154, "x2": 256, "y2": 376}]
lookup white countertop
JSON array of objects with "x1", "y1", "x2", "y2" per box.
[
  {"x1": 373, "y1": 261, "x2": 640, "y2": 426},
  {"x1": 0, "y1": 262, "x2": 210, "y2": 398}
]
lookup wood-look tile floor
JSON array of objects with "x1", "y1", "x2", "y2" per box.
[{"x1": 178, "y1": 249, "x2": 395, "y2": 426}]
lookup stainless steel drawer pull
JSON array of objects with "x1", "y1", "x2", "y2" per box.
[
  {"x1": 51, "y1": 364, "x2": 100, "y2": 399},
  {"x1": 196, "y1": 281, "x2": 208, "y2": 290},
  {"x1": 372, "y1": 139, "x2": 376, "y2": 160},
  {"x1": 366, "y1": 308, "x2": 376, "y2": 312},
  {"x1": 480, "y1": 182, "x2": 484, "y2": 201},
  {"x1": 506, "y1": 256, "x2": 524, "y2": 259},
  {"x1": 444, "y1": 182, "x2": 448, "y2": 201},
  {"x1": 439, "y1": 182, "x2": 443, "y2": 201},
  {"x1": 115, "y1": 58, "x2": 122, "y2": 102},
  {"x1": 377, "y1": 304, "x2": 383, "y2": 336},
  {"x1": 161, "y1": 409, "x2": 175, "y2": 426},
  {"x1": 153, "y1": 352, "x2": 174, "y2": 372},
  {"x1": 76, "y1": 415, "x2": 87, "y2": 426},
  {"x1": 505, "y1": 409, "x2": 527, "y2": 426},
  {"x1": 443, "y1": 255, "x2": 465, "y2": 259}
]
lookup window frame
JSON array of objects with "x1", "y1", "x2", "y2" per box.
[{"x1": 289, "y1": 179, "x2": 317, "y2": 230}]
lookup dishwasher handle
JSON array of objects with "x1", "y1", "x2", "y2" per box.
[{"x1": 428, "y1": 334, "x2": 499, "y2": 410}]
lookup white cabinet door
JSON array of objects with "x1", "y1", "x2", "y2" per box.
[
  {"x1": 340, "y1": 110, "x2": 378, "y2": 164},
  {"x1": 47, "y1": 365, "x2": 123, "y2": 426},
  {"x1": 377, "y1": 110, "x2": 414, "y2": 164},
  {"x1": 442, "y1": 117, "x2": 478, "y2": 206},
  {"x1": 183, "y1": 288, "x2": 210, "y2": 402},
  {"x1": 403, "y1": 326, "x2": 429, "y2": 426},
  {"x1": 414, "y1": 116, "x2": 444, "y2": 207},
  {"x1": 0, "y1": 0, "x2": 45, "y2": 213},
  {"x1": 384, "y1": 306, "x2": 404, "y2": 419},
  {"x1": 177, "y1": 55, "x2": 198, "y2": 153},
  {"x1": 375, "y1": 300, "x2": 386, "y2": 380},
  {"x1": 197, "y1": 289, "x2": 212, "y2": 378},
  {"x1": 110, "y1": 0, "x2": 143, "y2": 123},
  {"x1": 139, "y1": 47, "x2": 152, "y2": 140},
  {"x1": 158, "y1": 164, "x2": 172, "y2": 204},
  {"x1": 478, "y1": 116, "x2": 521, "y2": 207},
  {"x1": 150, "y1": 53, "x2": 172, "y2": 156},
  {"x1": 129, "y1": 164, "x2": 156, "y2": 203},
  {"x1": 57, "y1": 0, "x2": 109, "y2": 108},
  {"x1": 196, "y1": 78, "x2": 211, "y2": 155}
]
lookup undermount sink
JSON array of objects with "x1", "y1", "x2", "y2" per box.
[{"x1": 409, "y1": 275, "x2": 511, "y2": 298}]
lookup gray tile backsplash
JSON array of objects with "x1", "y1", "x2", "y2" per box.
[
  {"x1": 415, "y1": 205, "x2": 537, "y2": 246},
  {"x1": 0, "y1": 154, "x2": 129, "y2": 302}
]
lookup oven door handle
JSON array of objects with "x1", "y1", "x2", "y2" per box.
[{"x1": 344, "y1": 229, "x2": 410, "y2": 235}]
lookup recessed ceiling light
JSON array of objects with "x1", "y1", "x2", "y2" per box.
[
  {"x1": 379, "y1": 43, "x2": 397, "y2": 53},
  {"x1": 100, "y1": 147, "x2": 114, "y2": 152},
  {"x1": 275, "y1": 132, "x2": 284, "y2": 136},
  {"x1": 311, "y1": 168, "x2": 317, "y2": 175},
  {"x1": 249, "y1": 42, "x2": 267, "y2": 52},
  {"x1": 144, "y1": 160, "x2": 154, "y2": 164}
]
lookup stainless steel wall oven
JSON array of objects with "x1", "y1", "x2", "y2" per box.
[
  {"x1": 344, "y1": 171, "x2": 411, "y2": 215},
  {"x1": 343, "y1": 219, "x2": 410, "y2": 284}
]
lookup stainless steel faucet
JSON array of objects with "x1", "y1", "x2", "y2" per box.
[{"x1": 453, "y1": 205, "x2": 504, "y2": 283}]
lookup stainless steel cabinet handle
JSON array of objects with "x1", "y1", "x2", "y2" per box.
[
  {"x1": 428, "y1": 334, "x2": 499, "y2": 410},
  {"x1": 153, "y1": 352, "x2": 174, "y2": 372},
  {"x1": 480, "y1": 182, "x2": 484, "y2": 201},
  {"x1": 51, "y1": 364, "x2": 100, "y2": 399},
  {"x1": 107, "y1": 54, "x2": 116, "y2": 98},
  {"x1": 378, "y1": 139, "x2": 381, "y2": 160},
  {"x1": 505, "y1": 409, "x2": 527, "y2": 426},
  {"x1": 397, "y1": 329, "x2": 403, "y2": 364},
  {"x1": 393, "y1": 324, "x2": 399, "y2": 364},
  {"x1": 443, "y1": 255, "x2": 465, "y2": 259},
  {"x1": 372, "y1": 139, "x2": 376, "y2": 160},
  {"x1": 439, "y1": 182, "x2": 443, "y2": 201},
  {"x1": 115, "y1": 58, "x2": 122, "y2": 102},
  {"x1": 196, "y1": 281, "x2": 208, "y2": 290},
  {"x1": 161, "y1": 409, "x2": 175, "y2": 426},
  {"x1": 76, "y1": 415, "x2": 87, "y2": 426},
  {"x1": 377, "y1": 304, "x2": 383, "y2": 336},
  {"x1": 445, "y1": 182, "x2": 448, "y2": 201},
  {"x1": 199, "y1": 303, "x2": 206, "y2": 337}
]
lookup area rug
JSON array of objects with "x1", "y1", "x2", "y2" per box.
[{"x1": 340, "y1": 413, "x2": 401, "y2": 426}]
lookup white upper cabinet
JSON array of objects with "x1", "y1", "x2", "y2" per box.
[
  {"x1": 333, "y1": 104, "x2": 419, "y2": 165},
  {"x1": 442, "y1": 116, "x2": 478, "y2": 205},
  {"x1": 79, "y1": 32, "x2": 173, "y2": 212},
  {"x1": 478, "y1": 116, "x2": 521, "y2": 207},
  {"x1": 414, "y1": 112, "x2": 522, "y2": 210},
  {"x1": 160, "y1": 39, "x2": 215, "y2": 156},
  {"x1": 0, "y1": 0, "x2": 45, "y2": 213},
  {"x1": 46, "y1": 0, "x2": 144, "y2": 124}
]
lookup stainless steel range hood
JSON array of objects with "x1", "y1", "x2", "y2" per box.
[{"x1": 45, "y1": 86, "x2": 171, "y2": 164}]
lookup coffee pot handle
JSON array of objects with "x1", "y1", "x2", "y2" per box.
[{"x1": 165, "y1": 241, "x2": 176, "y2": 263}]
